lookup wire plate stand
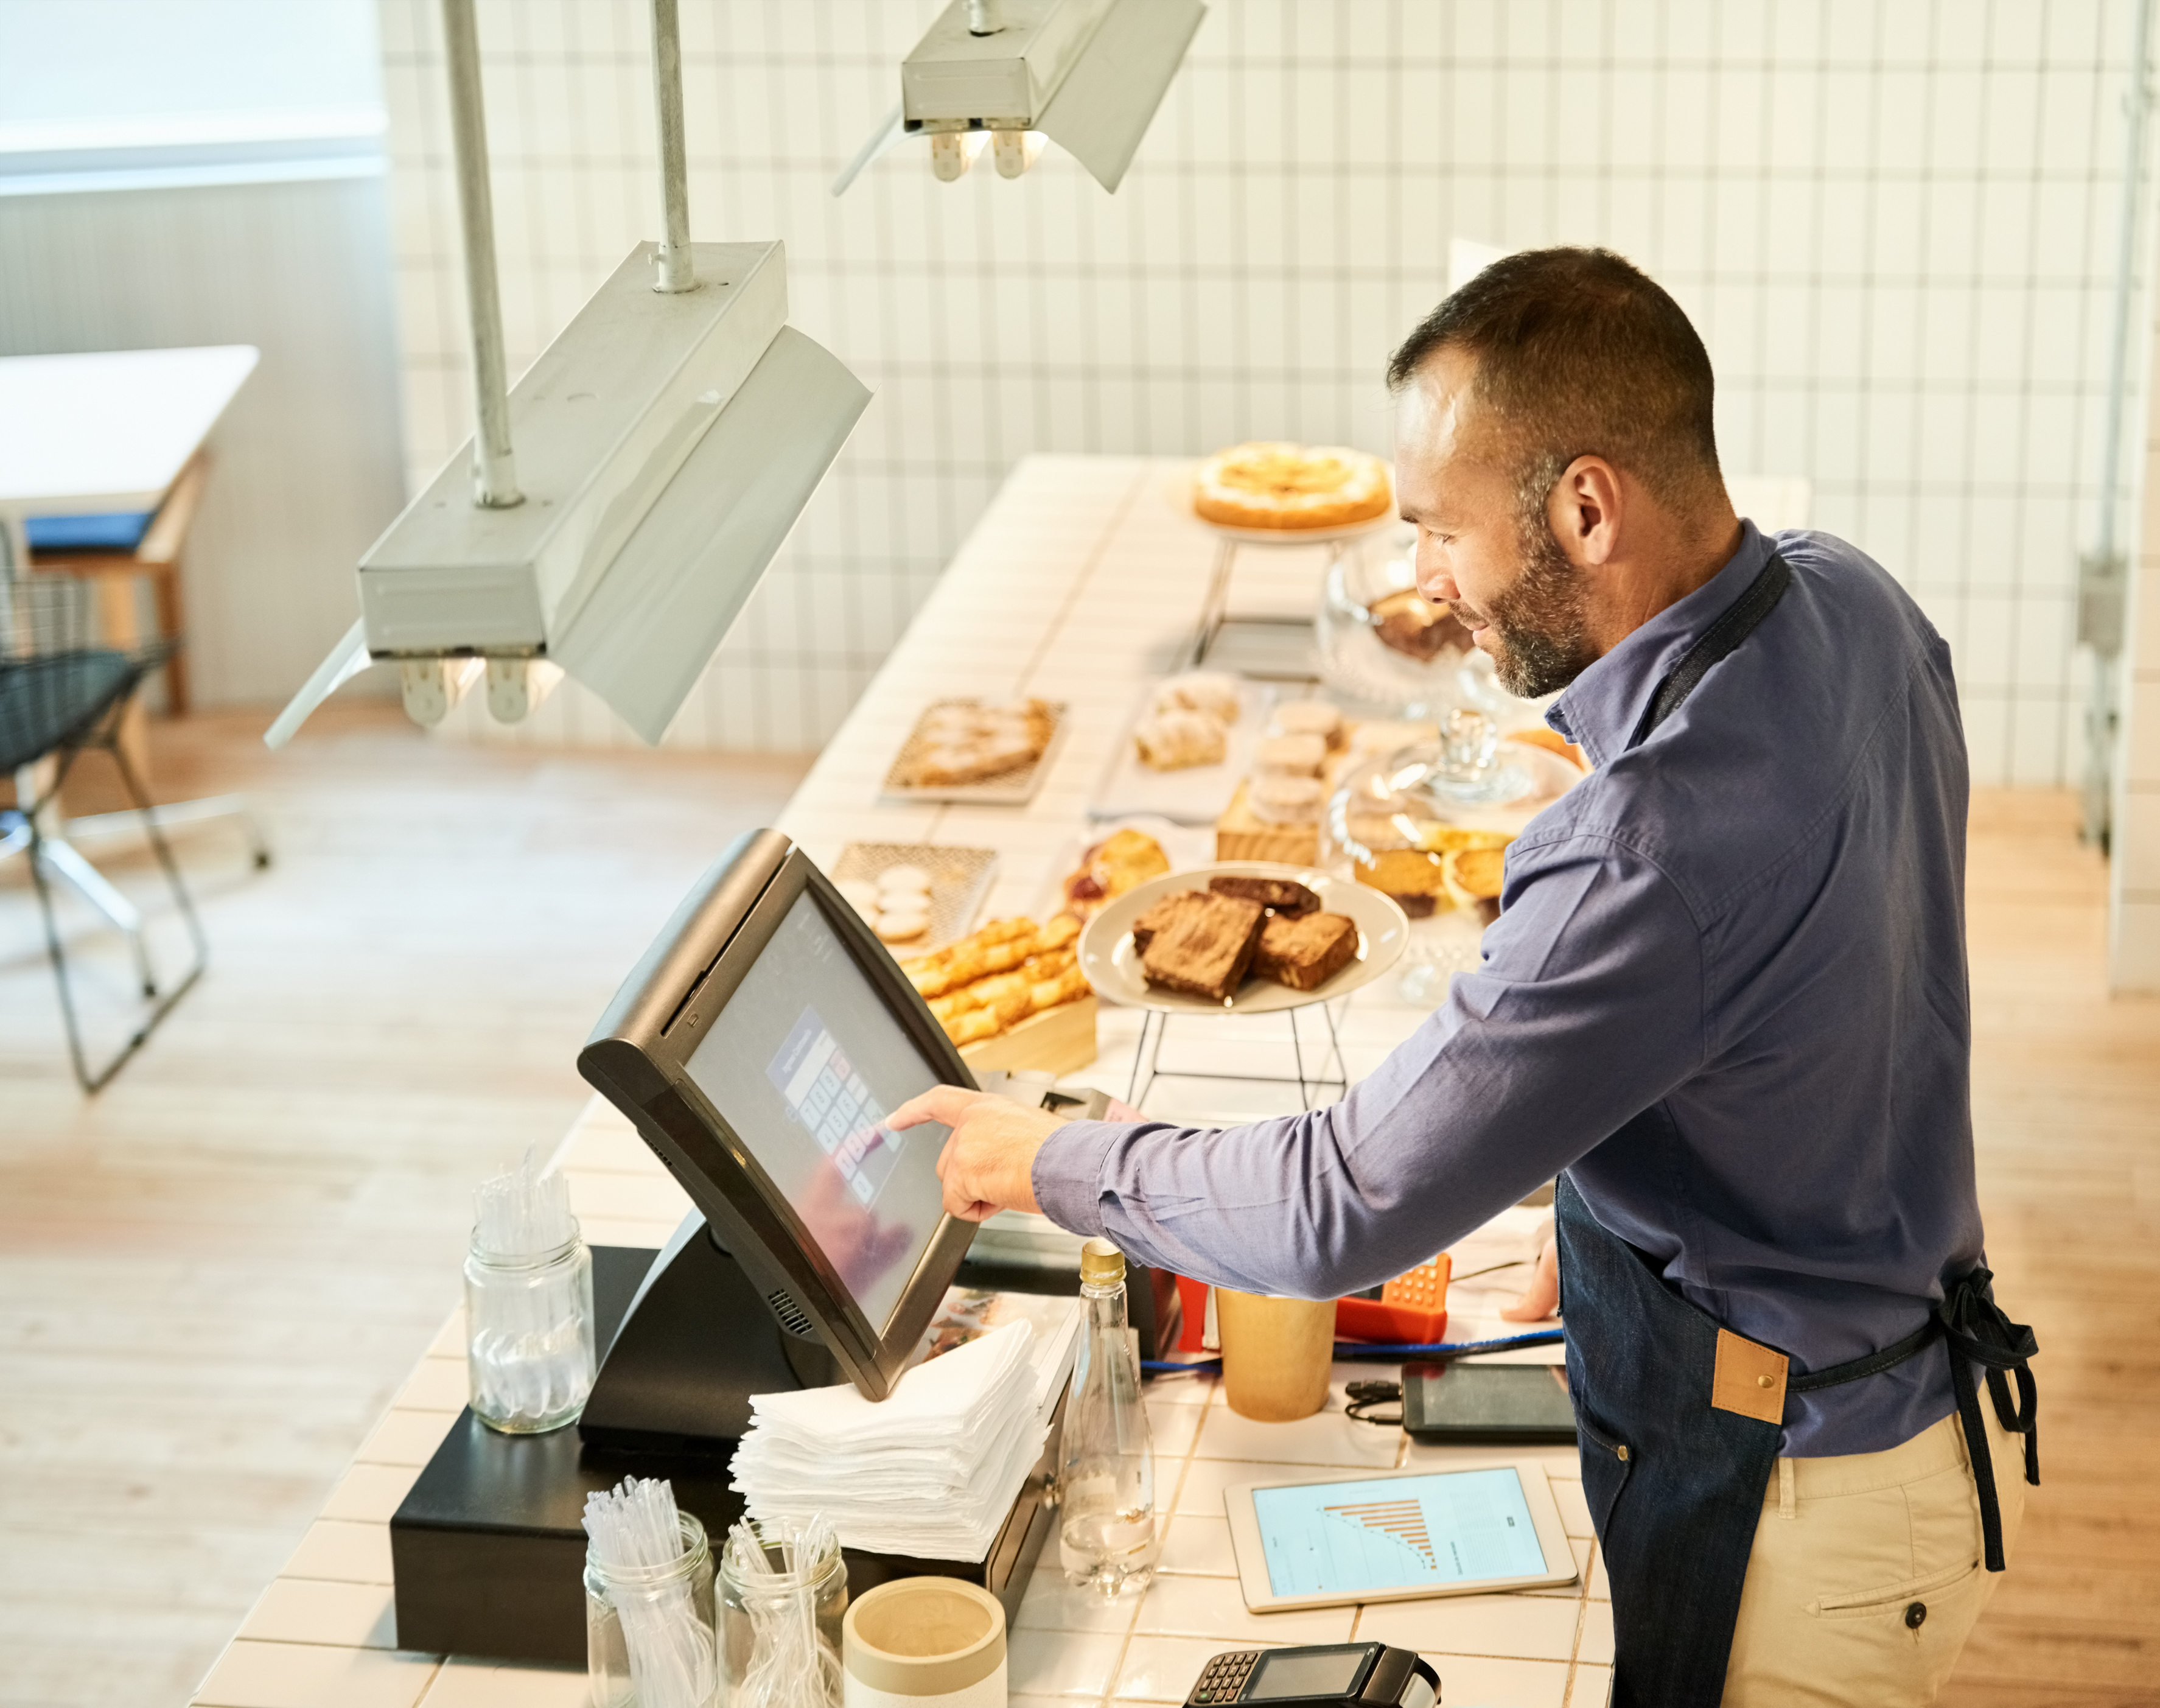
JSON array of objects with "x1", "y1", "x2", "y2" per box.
[{"x1": 1126, "y1": 998, "x2": 1349, "y2": 1113}]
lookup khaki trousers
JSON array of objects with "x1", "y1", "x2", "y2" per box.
[{"x1": 1721, "y1": 1404, "x2": 2027, "y2": 1707}]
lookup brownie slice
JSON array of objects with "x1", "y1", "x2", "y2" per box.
[
  {"x1": 1141, "y1": 894, "x2": 1267, "y2": 1003},
  {"x1": 1253, "y1": 912, "x2": 1359, "y2": 992},
  {"x1": 1208, "y1": 874, "x2": 1320, "y2": 915},
  {"x1": 1131, "y1": 891, "x2": 1205, "y2": 953}
]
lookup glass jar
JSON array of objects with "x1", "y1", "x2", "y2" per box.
[
  {"x1": 719, "y1": 1516, "x2": 847, "y2": 1708},
  {"x1": 463, "y1": 1233, "x2": 596, "y2": 1433},
  {"x1": 585, "y1": 1511, "x2": 718, "y2": 1708}
]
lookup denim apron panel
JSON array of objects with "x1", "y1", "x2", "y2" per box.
[{"x1": 1556, "y1": 1169, "x2": 1780, "y2": 1707}]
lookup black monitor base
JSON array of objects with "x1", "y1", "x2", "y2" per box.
[{"x1": 390, "y1": 1245, "x2": 1070, "y2": 1667}]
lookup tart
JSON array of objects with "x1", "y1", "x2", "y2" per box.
[{"x1": 1194, "y1": 442, "x2": 1393, "y2": 531}]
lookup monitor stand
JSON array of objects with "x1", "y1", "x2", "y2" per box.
[
  {"x1": 576, "y1": 1212, "x2": 841, "y2": 1455},
  {"x1": 388, "y1": 1217, "x2": 1135, "y2": 1668}
]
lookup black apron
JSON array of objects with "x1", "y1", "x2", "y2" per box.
[{"x1": 1556, "y1": 550, "x2": 2041, "y2": 1708}]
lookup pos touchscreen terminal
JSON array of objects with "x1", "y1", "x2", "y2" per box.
[{"x1": 576, "y1": 828, "x2": 980, "y2": 1427}]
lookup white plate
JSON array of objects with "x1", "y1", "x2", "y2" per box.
[
  {"x1": 1078, "y1": 862, "x2": 1410, "y2": 1015},
  {"x1": 1088, "y1": 678, "x2": 1277, "y2": 824},
  {"x1": 1195, "y1": 508, "x2": 1400, "y2": 547},
  {"x1": 878, "y1": 700, "x2": 1069, "y2": 807}
]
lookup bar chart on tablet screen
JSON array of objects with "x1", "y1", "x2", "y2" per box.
[{"x1": 1252, "y1": 1471, "x2": 1546, "y2": 1597}]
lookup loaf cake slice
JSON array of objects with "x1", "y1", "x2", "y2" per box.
[
  {"x1": 1208, "y1": 873, "x2": 1320, "y2": 915},
  {"x1": 1253, "y1": 911, "x2": 1360, "y2": 992},
  {"x1": 1131, "y1": 891, "x2": 1205, "y2": 953},
  {"x1": 1140, "y1": 894, "x2": 1266, "y2": 1003}
]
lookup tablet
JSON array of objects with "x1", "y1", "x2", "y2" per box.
[
  {"x1": 1401, "y1": 1361, "x2": 1578, "y2": 1446},
  {"x1": 1223, "y1": 1463, "x2": 1578, "y2": 1612}
]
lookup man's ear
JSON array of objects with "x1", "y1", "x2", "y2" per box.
[{"x1": 1549, "y1": 455, "x2": 1624, "y2": 567}]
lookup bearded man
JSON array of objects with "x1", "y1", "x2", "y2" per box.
[{"x1": 891, "y1": 247, "x2": 2038, "y2": 1708}]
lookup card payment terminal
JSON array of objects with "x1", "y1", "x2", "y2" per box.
[{"x1": 1185, "y1": 1643, "x2": 1440, "y2": 1708}]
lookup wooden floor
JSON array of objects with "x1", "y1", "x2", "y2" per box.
[{"x1": 0, "y1": 709, "x2": 2153, "y2": 1707}]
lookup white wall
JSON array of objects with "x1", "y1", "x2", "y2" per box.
[
  {"x1": 380, "y1": 0, "x2": 2146, "y2": 778},
  {"x1": 0, "y1": 0, "x2": 408, "y2": 711},
  {"x1": 0, "y1": 178, "x2": 410, "y2": 707}
]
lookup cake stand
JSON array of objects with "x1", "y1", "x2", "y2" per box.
[{"x1": 1077, "y1": 863, "x2": 1409, "y2": 1110}]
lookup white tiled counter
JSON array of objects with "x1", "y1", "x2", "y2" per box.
[{"x1": 189, "y1": 458, "x2": 1614, "y2": 1708}]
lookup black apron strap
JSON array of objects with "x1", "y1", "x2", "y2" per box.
[
  {"x1": 1627, "y1": 550, "x2": 1792, "y2": 749},
  {"x1": 1934, "y1": 1265, "x2": 2041, "y2": 1571}
]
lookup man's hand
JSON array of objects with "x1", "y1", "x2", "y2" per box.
[
  {"x1": 888, "y1": 1086, "x2": 1066, "y2": 1222},
  {"x1": 1499, "y1": 1225, "x2": 1561, "y2": 1322}
]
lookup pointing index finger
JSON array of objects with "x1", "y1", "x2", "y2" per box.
[{"x1": 888, "y1": 1085, "x2": 982, "y2": 1132}]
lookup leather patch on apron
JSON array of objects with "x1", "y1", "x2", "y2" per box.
[{"x1": 1711, "y1": 1328, "x2": 1789, "y2": 1423}]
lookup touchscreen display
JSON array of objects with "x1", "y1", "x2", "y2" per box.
[
  {"x1": 1246, "y1": 1650, "x2": 1366, "y2": 1700},
  {"x1": 681, "y1": 889, "x2": 951, "y2": 1331},
  {"x1": 1251, "y1": 1470, "x2": 1547, "y2": 1597}
]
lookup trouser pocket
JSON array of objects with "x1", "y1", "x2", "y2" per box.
[{"x1": 1574, "y1": 1403, "x2": 1632, "y2": 1539}]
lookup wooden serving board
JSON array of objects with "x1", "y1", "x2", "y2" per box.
[
  {"x1": 959, "y1": 995, "x2": 1099, "y2": 1078},
  {"x1": 1214, "y1": 779, "x2": 1321, "y2": 866}
]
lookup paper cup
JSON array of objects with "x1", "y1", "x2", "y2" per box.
[
  {"x1": 1216, "y1": 1289, "x2": 1335, "y2": 1421},
  {"x1": 843, "y1": 1577, "x2": 1007, "y2": 1708}
]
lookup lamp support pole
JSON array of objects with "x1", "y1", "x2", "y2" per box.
[
  {"x1": 2085, "y1": 0, "x2": 2155, "y2": 847},
  {"x1": 649, "y1": 0, "x2": 696, "y2": 292},
  {"x1": 441, "y1": 0, "x2": 522, "y2": 509}
]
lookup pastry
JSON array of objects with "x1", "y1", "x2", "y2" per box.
[
  {"x1": 1357, "y1": 847, "x2": 1448, "y2": 919},
  {"x1": 1246, "y1": 775, "x2": 1325, "y2": 825},
  {"x1": 1346, "y1": 719, "x2": 1441, "y2": 761},
  {"x1": 1133, "y1": 709, "x2": 1228, "y2": 771},
  {"x1": 893, "y1": 699, "x2": 1055, "y2": 788},
  {"x1": 1253, "y1": 911, "x2": 1359, "y2": 991},
  {"x1": 1060, "y1": 827, "x2": 1171, "y2": 922},
  {"x1": 1153, "y1": 671, "x2": 1243, "y2": 724},
  {"x1": 1444, "y1": 845, "x2": 1507, "y2": 926},
  {"x1": 1208, "y1": 874, "x2": 1319, "y2": 915},
  {"x1": 1271, "y1": 701, "x2": 1344, "y2": 748},
  {"x1": 834, "y1": 878, "x2": 881, "y2": 917},
  {"x1": 1194, "y1": 442, "x2": 1392, "y2": 531},
  {"x1": 1254, "y1": 732, "x2": 1327, "y2": 777},
  {"x1": 898, "y1": 917, "x2": 1091, "y2": 1045},
  {"x1": 1369, "y1": 589, "x2": 1471, "y2": 662},
  {"x1": 1140, "y1": 894, "x2": 1267, "y2": 1003},
  {"x1": 1130, "y1": 891, "x2": 1205, "y2": 953},
  {"x1": 875, "y1": 909, "x2": 929, "y2": 943},
  {"x1": 877, "y1": 863, "x2": 932, "y2": 895}
]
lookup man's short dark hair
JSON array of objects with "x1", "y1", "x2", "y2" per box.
[{"x1": 1386, "y1": 247, "x2": 1722, "y2": 514}]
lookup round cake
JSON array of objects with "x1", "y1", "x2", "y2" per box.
[{"x1": 1194, "y1": 441, "x2": 1393, "y2": 531}]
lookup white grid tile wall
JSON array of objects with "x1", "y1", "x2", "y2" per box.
[{"x1": 378, "y1": 0, "x2": 2147, "y2": 782}]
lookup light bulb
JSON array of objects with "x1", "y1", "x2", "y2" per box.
[
  {"x1": 991, "y1": 128, "x2": 1044, "y2": 179},
  {"x1": 929, "y1": 130, "x2": 987, "y2": 181}
]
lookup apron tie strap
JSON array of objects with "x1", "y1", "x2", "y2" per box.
[{"x1": 1934, "y1": 1265, "x2": 2040, "y2": 1572}]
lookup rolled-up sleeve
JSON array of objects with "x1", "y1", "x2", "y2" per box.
[{"x1": 1029, "y1": 834, "x2": 1708, "y2": 1297}]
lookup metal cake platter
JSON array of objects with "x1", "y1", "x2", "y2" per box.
[{"x1": 1078, "y1": 860, "x2": 1410, "y2": 1016}]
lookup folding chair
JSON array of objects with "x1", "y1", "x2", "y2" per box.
[{"x1": 1, "y1": 576, "x2": 208, "y2": 1091}]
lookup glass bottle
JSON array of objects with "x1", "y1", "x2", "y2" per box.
[
  {"x1": 584, "y1": 1510, "x2": 718, "y2": 1708},
  {"x1": 1058, "y1": 1237, "x2": 1159, "y2": 1595},
  {"x1": 464, "y1": 1231, "x2": 596, "y2": 1433}
]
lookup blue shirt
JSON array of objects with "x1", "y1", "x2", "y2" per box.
[{"x1": 1033, "y1": 521, "x2": 1982, "y2": 1457}]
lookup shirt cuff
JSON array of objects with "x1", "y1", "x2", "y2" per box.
[{"x1": 1030, "y1": 1118, "x2": 1125, "y2": 1237}]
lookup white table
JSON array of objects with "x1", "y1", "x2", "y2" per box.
[
  {"x1": 187, "y1": 457, "x2": 1615, "y2": 1708},
  {"x1": 0, "y1": 344, "x2": 259, "y2": 552},
  {"x1": 0, "y1": 345, "x2": 260, "y2": 961}
]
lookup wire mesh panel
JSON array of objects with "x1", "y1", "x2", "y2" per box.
[{"x1": 378, "y1": 0, "x2": 2147, "y2": 782}]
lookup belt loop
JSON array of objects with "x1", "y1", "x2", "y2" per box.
[{"x1": 1778, "y1": 1457, "x2": 1796, "y2": 1519}]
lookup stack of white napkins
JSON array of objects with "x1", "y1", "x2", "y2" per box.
[{"x1": 730, "y1": 1318, "x2": 1052, "y2": 1559}]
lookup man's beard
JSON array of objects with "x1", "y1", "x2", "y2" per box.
[{"x1": 1459, "y1": 521, "x2": 1598, "y2": 698}]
